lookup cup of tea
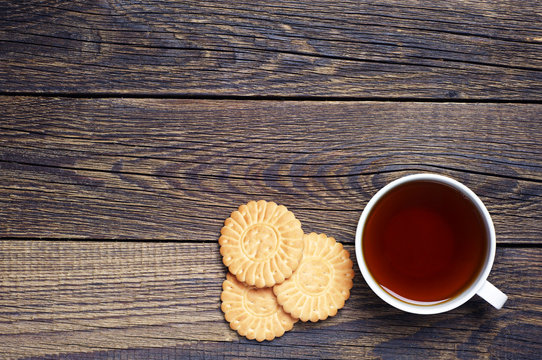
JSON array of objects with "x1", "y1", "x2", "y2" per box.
[{"x1": 355, "y1": 173, "x2": 507, "y2": 314}]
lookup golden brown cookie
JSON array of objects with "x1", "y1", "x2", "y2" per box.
[
  {"x1": 273, "y1": 233, "x2": 354, "y2": 322},
  {"x1": 219, "y1": 200, "x2": 304, "y2": 288},
  {"x1": 221, "y1": 272, "x2": 297, "y2": 342}
]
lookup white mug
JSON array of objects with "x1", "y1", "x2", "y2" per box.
[{"x1": 355, "y1": 173, "x2": 507, "y2": 314}]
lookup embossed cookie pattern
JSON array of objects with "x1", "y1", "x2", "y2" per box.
[
  {"x1": 221, "y1": 273, "x2": 297, "y2": 342},
  {"x1": 273, "y1": 232, "x2": 354, "y2": 322},
  {"x1": 219, "y1": 200, "x2": 304, "y2": 288}
]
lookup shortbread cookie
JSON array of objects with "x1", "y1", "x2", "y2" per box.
[
  {"x1": 273, "y1": 233, "x2": 354, "y2": 322},
  {"x1": 219, "y1": 200, "x2": 304, "y2": 288},
  {"x1": 221, "y1": 272, "x2": 297, "y2": 341}
]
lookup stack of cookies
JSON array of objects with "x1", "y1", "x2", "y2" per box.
[{"x1": 219, "y1": 200, "x2": 354, "y2": 342}]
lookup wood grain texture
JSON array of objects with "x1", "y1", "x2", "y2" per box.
[
  {"x1": 0, "y1": 241, "x2": 540, "y2": 360},
  {"x1": 1, "y1": 98, "x2": 541, "y2": 243},
  {"x1": 1, "y1": 0, "x2": 541, "y2": 99}
]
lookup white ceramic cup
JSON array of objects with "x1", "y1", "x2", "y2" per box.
[{"x1": 355, "y1": 173, "x2": 507, "y2": 314}]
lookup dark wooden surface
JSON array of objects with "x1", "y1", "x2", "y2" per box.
[
  {"x1": 1, "y1": 1, "x2": 542, "y2": 359},
  {"x1": 0, "y1": 241, "x2": 540, "y2": 360},
  {"x1": 1, "y1": 99, "x2": 542, "y2": 243},
  {"x1": 1, "y1": 0, "x2": 542, "y2": 99}
]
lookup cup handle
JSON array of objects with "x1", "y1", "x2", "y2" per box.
[{"x1": 477, "y1": 280, "x2": 507, "y2": 309}]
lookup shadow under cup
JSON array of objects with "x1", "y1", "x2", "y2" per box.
[{"x1": 356, "y1": 174, "x2": 497, "y2": 314}]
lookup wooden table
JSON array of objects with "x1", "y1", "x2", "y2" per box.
[{"x1": 1, "y1": 1, "x2": 541, "y2": 359}]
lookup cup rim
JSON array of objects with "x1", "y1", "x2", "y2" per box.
[{"x1": 354, "y1": 173, "x2": 496, "y2": 314}]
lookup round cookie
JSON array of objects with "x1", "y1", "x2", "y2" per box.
[
  {"x1": 273, "y1": 233, "x2": 354, "y2": 322},
  {"x1": 221, "y1": 272, "x2": 298, "y2": 342},
  {"x1": 219, "y1": 200, "x2": 304, "y2": 288}
]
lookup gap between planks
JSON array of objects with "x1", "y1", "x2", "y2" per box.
[
  {"x1": 0, "y1": 238, "x2": 540, "y2": 247},
  {"x1": 1, "y1": 93, "x2": 542, "y2": 103}
]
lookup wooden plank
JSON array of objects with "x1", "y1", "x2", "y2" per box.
[
  {"x1": 1, "y1": 98, "x2": 541, "y2": 243},
  {"x1": 1, "y1": 1, "x2": 541, "y2": 98},
  {"x1": 0, "y1": 241, "x2": 540, "y2": 359}
]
